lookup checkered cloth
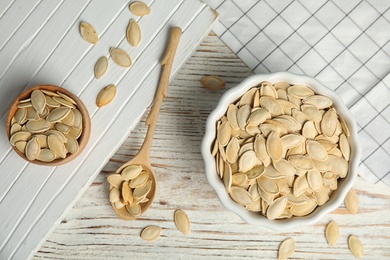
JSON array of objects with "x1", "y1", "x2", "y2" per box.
[{"x1": 203, "y1": 0, "x2": 390, "y2": 185}]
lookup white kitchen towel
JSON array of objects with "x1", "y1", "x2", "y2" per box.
[{"x1": 204, "y1": 0, "x2": 390, "y2": 185}]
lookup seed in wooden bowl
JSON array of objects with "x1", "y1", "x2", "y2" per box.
[
  {"x1": 201, "y1": 75, "x2": 225, "y2": 91},
  {"x1": 8, "y1": 88, "x2": 86, "y2": 164},
  {"x1": 212, "y1": 81, "x2": 352, "y2": 219}
]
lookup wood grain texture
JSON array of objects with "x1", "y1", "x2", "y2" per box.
[
  {"x1": 0, "y1": 1, "x2": 215, "y2": 259},
  {"x1": 34, "y1": 33, "x2": 390, "y2": 259}
]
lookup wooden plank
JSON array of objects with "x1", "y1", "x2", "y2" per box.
[
  {"x1": 0, "y1": 0, "x2": 16, "y2": 19},
  {"x1": 34, "y1": 33, "x2": 390, "y2": 260},
  {"x1": 0, "y1": 1, "x2": 216, "y2": 259},
  {"x1": 0, "y1": 0, "x2": 180, "y2": 250}
]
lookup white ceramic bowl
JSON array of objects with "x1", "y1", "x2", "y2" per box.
[{"x1": 201, "y1": 72, "x2": 361, "y2": 230}]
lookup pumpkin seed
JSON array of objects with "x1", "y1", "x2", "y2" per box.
[
  {"x1": 266, "y1": 131, "x2": 283, "y2": 161},
  {"x1": 110, "y1": 187, "x2": 121, "y2": 203},
  {"x1": 263, "y1": 165, "x2": 285, "y2": 179},
  {"x1": 230, "y1": 186, "x2": 253, "y2": 205},
  {"x1": 273, "y1": 159, "x2": 296, "y2": 177},
  {"x1": 280, "y1": 134, "x2": 305, "y2": 150},
  {"x1": 267, "y1": 197, "x2": 287, "y2": 220},
  {"x1": 254, "y1": 134, "x2": 271, "y2": 167},
  {"x1": 302, "y1": 121, "x2": 317, "y2": 139},
  {"x1": 126, "y1": 203, "x2": 141, "y2": 217},
  {"x1": 127, "y1": 19, "x2": 141, "y2": 46},
  {"x1": 348, "y1": 235, "x2": 363, "y2": 258},
  {"x1": 174, "y1": 209, "x2": 191, "y2": 235},
  {"x1": 56, "y1": 92, "x2": 76, "y2": 105},
  {"x1": 114, "y1": 200, "x2": 125, "y2": 209},
  {"x1": 96, "y1": 84, "x2": 117, "y2": 107},
  {"x1": 52, "y1": 96, "x2": 75, "y2": 108},
  {"x1": 237, "y1": 105, "x2": 251, "y2": 130},
  {"x1": 133, "y1": 180, "x2": 152, "y2": 199},
  {"x1": 301, "y1": 104, "x2": 322, "y2": 122},
  {"x1": 129, "y1": 1, "x2": 151, "y2": 16},
  {"x1": 10, "y1": 131, "x2": 31, "y2": 146},
  {"x1": 15, "y1": 107, "x2": 27, "y2": 124},
  {"x1": 245, "y1": 165, "x2": 265, "y2": 180},
  {"x1": 278, "y1": 238, "x2": 295, "y2": 260},
  {"x1": 238, "y1": 150, "x2": 256, "y2": 173},
  {"x1": 227, "y1": 104, "x2": 239, "y2": 130},
  {"x1": 226, "y1": 137, "x2": 240, "y2": 164},
  {"x1": 80, "y1": 21, "x2": 98, "y2": 44},
  {"x1": 327, "y1": 155, "x2": 348, "y2": 178},
  {"x1": 121, "y1": 164, "x2": 143, "y2": 181},
  {"x1": 293, "y1": 175, "x2": 309, "y2": 197},
  {"x1": 290, "y1": 200, "x2": 317, "y2": 216},
  {"x1": 345, "y1": 189, "x2": 359, "y2": 214},
  {"x1": 303, "y1": 95, "x2": 332, "y2": 109},
  {"x1": 26, "y1": 107, "x2": 40, "y2": 120},
  {"x1": 46, "y1": 107, "x2": 71, "y2": 123},
  {"x1": 223, "y1": 161, "x2": 232, "y2": 192},
  {"x1": 107, "y1": 174, "x2": 124, "y2": 189},
  {"x1": 339, "y1": 116, "x2": 350, "y2": 137},
  {"x1": 247, "y1": 108, "x2": 270, "y2": 126},
  {"x1": 339, "y1": 134, "x2": 350, "y2": 161},
  {"x1": 31, "y1": 90, "x2": 46, "y2": 114},
  {"x1": 36, "y1": 148, "x2": 56, "y2": 162},
  {"x1": 306, "y1": 140, "x2": 328, "y2": 161},
  {"x1": 141, "y1": 226, "x2": 162, "y2": 242},
  {"x1": 10, "y1": 123, "x2": 22, "y2": 135},
  {"x1": 48, "y1": 134, "x2": 67, "y2": 158},
  {"x1": 129, "y1": 171, "x2": 149, "y2": 188},
  {"x1": 200, "y1": 75, "x2": 225, "y2": 91},
  {"x1": 25, "y1": 137, "x2": 40, "y2": 161},
  {"x1": 307, "y1": 168, "x2": 323, "y2": 192},
  {"x1": 259, "y1": 96, "x2": 283, "y2": 116},
  {"x1": 240, "y1": 88, "x2": 257, "y2": 107},
  {"x1": 287, "y1": 85, "x2": 314, "y2": 99},
  {"x1": 325, "y1": 221, "x2": 339, "y2": 247},
  {"x1": 94, "y1": 56, "x2": 108, "y2": 79},
  {"x1": 110, "y1": 48, "x2": 132, "y2": 67},
  {"x1": 288, "y1": 155, "x2": 314, "y2": 170},
  {"x1": 26, "y1": 118, "x2": 51, "y2": 133},
  {"x1": 217, "y1": 121, "x2": 231, "y2": 146},
  {"x1": 321, "y1": 108, "x2": 337, "y2": 137},
  {"x1": 45, "y1": 95, "x2": 60, "y2": 107},
  {"x1": 15, "y1": 141, "x2": 27, "y2": 153},
  {"x1": 64, "y1": 133, "x2": 79, "y2": 154}
]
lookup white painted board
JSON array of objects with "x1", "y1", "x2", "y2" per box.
[{"x1": 0, "y1": 0, "x2": 216, "y2": 259}]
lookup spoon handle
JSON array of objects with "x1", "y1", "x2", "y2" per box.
[{"x1": 137, "y1": 27, "x2": 182, "y2": 161}]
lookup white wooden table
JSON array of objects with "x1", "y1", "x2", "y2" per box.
[{"x1": 34, "y1": 33, "x2": 390, "y2": 259}]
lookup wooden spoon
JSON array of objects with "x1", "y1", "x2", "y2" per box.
[{"x1": 110, "y1": 27, "x2": 182, "y2": 220}]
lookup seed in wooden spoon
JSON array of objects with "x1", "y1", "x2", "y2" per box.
[
  {"x1": 127, "y1": 19, "x2": 141, "y2": 46},
  {"x1": 96, "y1": 84, "x2": 117, "y2": 107},
  {"x1": 133, "y1": 180, "x2": 152, "y2": 199},
  {"x1": 80, "y1": 21, "x2": 98, "y2": 44},
  {"x1": 94, "y1": 56, "x2": 108, "y2": 79},
  {"x1": 141, "y1": 226, "x2": 162, "y2": 242},
  {"x1": 107, "y1": 174, "x2": 124, "y2": 189},
  {"x1": 126, "y1": 203, "x2": 141, "y2": 217},
  {"x1": 110, "y1": 187, "x2": 121, "y2": 203},
  {"x1": 129, "y1": 171, "x2": 149, "y2": 188},
  {"x1": 174, "y1": 209, "x2": 191, "y2": 235},
  {"x1": 278, "y1": 238, "x2": 295, "y2": 260},
  {"x1": 31, "y1": 90, "x2": 46, "y2": 114},
  {"x1": 345, "y1": 189, "x2": 359, "y2": 214},
  {"x1": 121, "y1": 164, "x2": 143, "y2": 181},
  {"x1": 121, "y1": 182, "x2": 133, "y2": 204},
  {"x1": 25, "y1": 137, "x2": 40, "y2": 161},
  {"x1": 200, "y1": 75, "x2": 225, "y2": 91},
  {"x1": 325, "y1": 221, "x2": 339, "y2": 247},
  {"x1": 348, "y1": 235, "x2": 363, "y2": 258},
  {"x1": 129, "y1": 1, "x2": 151, "y2": 16},
  {"x1": 46, "y1": 107, "x2": 71, "y2": 123},
  {"x1": 110, "y1": 48, "x2": 132, "y2": 67}
]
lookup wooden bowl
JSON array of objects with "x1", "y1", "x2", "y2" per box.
[{"x1": 6, "y1": 85, "x2": 91, "y2": 166}]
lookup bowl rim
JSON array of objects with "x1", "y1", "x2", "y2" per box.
[
  {"x1": 6, "y1": 84, "x2": 91, "y2": 166},
  {"x1": 201, "y1": 72, "x2": 362, "y2": 230}
]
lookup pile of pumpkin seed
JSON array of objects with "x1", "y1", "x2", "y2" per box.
[
  {"x1": 80, "y1": 1, "x2": 150, "y2": 107},
  {"x1": 212, "y1": 81, "x2": 351, "y2": 220},
  {"x1": 9, "y1": 89, "x2": 82, "y2": 162},
  {"x1": 108, "y1": 164, "x2": 153, "y2": 216}
]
